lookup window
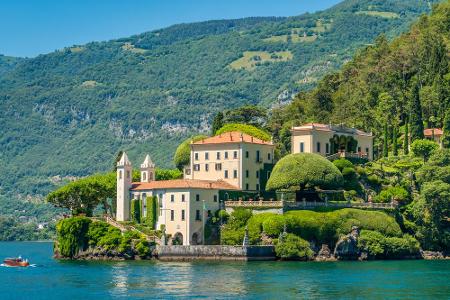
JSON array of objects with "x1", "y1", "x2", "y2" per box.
[
  {"x1": 245, "y1": 170, "x2": 249, "y2": 178},
  {"x1": 149, "y1": 172, "x2": 153, "y2": 181},
  {"x1": 181, "y1": 194, "x2": 185, "y2": 202},
  {"x1": 256, "y1": 184, "x2": 260, "y2": 191},
  {"x1": 171, "y1": 195, "x2": 174, "y2": 202},
  {"x1": 196, "y1": 194, "x2": 200, "y2": 202},
  {"x1": 256, "y1": 150, "x2": 260, "y2": 162},
  {"x1": 142, "y1": 172, "x2": 146, "y2": 181},
  {"x1": 366, "y1": 148, "x2": 369, "y2": 155},
  {"x1": 181, "y1": 209, "x2": 185, "y2": 221},
  {"x1": 205, "y1": 164, "x2": 209, "y2": 172},
  {"x1": 213, "y1": 195, "x2": 218, "y2": 202},
  {"x1": 256, "y1": 171, "x2": 259, "y2": 179},
  {"x1": 224, "y1": 170, "x2": 229, "y2": 178},
  {"x1": 207, "y1": 210, "x2": 212, "y2": 217},
  {"x1": 196, "y1": 210, "x2": 201, "y2": 221},
  {"x1": 224, "y1": 151, "x2": 228, "y2": 159},
  {"x1": 268, "y1": 153, "x2": 271, "y2": 161},
  {"x1": 245, "y1": 184, "x2": 249, "y2": 190},
  {"x1": 194, "y1": 153, "x2": 199, "y2": 160},
  {"x1": 233, "y1": 151, "x2": 238, "y2": 159},
  {"x1": 245, "y1": 151, "x2": 249, "y2": 158},
  {"x1": 126, "y1": 170, "x2": 130, "y2": 179},
  {"x1": 170, "y1": 210, "x2": 174, "y2": 221},
  {"x1": 216, "y1": 152, "x2": 221, "y2": 160},
  {"x1": 317, "y1": 142, "x2": 321, "y2": 153},
  {"x1": 358, "y1": 147, "x2": 361, "y2": 153},
  {"x1": 215, "y1": 163, "x2": 222, "y2": 171},
  {"x1": 300, "y1": 142, "x2": 304, "y2": 153},
  {"x1": 233, "y1": 170, "x2": 238, "y2": 178},
  {"x1": 326, "y1": 143, "x2": 330, "y2": 154},
  {"x1": 119, "y1": 170, "x2": 122, "y2": 179},
  {"x1": 194, "y1": 164, "x2": 200, "y2": 171},
  {"x1": 205, "y1": 152, "x2": 209, "y2": 160}
]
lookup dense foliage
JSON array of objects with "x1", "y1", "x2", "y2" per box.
[
  {"x1": 215, "y1": 123, "x2": 271, "y2": 141},
  {"x1": 358, "y1": 229, "x2": 420, "y2": 258},
  {"x1": 266, "y1": 153, "x2": 343, "y2": 190},
  {"x1": 173, "y1": 135, "x2": 208, "y2": 170},
  {"x1": 55, "y1": 217, "x2": 150, "y2": 258},
  {"x1": 275, "y1": 234, "x2": 314, "y2": 260}
]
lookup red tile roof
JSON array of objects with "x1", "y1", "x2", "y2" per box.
[
  {"x1": 191, "y1": 131, "x2": 273, "y2": 145},
  {"x1": 130, "y1": 179, "x2": 239, "y2": 191},
  {"x1": 424, "y1": 128, "x2": 443, "y2": 137}
]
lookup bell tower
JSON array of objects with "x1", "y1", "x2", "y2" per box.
[
  {"x1": 116, "y1": 152, "x2": 132, "y2": 221},
  {"x1": 140, "y1": 154, "x2": 155, "y2": 182}
]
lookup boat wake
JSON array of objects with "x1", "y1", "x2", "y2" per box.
[{"x1": 0, "y1": 263, "x2": 37, "y2": 268}]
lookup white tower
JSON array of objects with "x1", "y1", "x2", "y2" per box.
[
  {"x1": 140, "y1": 154, "x2": 155, "y2": 182},
  {"x1": 116, "y1": 152, "x2": 132, "y2": 221}
]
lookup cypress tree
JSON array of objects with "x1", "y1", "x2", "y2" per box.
[
  {"x1": 393, "y1": 126, "x2": 398, "y2": 156},
  {"x1": 211, "y1": 112, "x2": 224, "y2": 135},
  {"x1": 403, "y1": 121, "x2": 409, "y2": 155},
  {"x1": 383, "y1": 123, "x2": 389, "y2": 157},
  {"x1": 443, "y1": 108, "x2": 450, "y2": 148},
  {"x1": 409, "y1": 84, "x2": 424, "y2": 142}
]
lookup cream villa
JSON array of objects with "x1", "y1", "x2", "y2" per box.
[
  {"x1": 116, "y1": 132, "x2": 275, "y2": 245},
  {"x1": 291, "y1": 123, "x2": 374, "y2": 160}
]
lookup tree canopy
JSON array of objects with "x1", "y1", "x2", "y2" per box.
[
  {"x1": 173, "y1": 135, "x2": 208, "y2": 170},
  {"x1": 266, "y1": 153, "x2": 343, "y2": 190},
  {"x1": 215, "y1": 123, "x2": 271, "y2": 141}
]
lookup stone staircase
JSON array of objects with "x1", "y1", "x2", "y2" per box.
[{"x1": 102, "y1": 216, "x2": 162, "y2": 245}]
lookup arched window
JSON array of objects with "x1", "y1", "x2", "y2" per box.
[
  {"x1": 142, "y1": 172, "x2": 147, "y2": 181},
  {"x1": 119, "y1": 170, "x2": 122, "y2": 179},
  {"x1": 149, "y1": 172, "x2": 153, "y2": 180}
]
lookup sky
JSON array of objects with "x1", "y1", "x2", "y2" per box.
[{"x1": 0, "y1": 0, "x2": 342, "y2": 58}]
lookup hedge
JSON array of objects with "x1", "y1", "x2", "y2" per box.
[
  {"x1": 275, "y1": 234, "x2": 314, "y2": 260},
  {"x1": 358, "y1": 230, "x2": 420, "y2": 258},
  {"x1": 266, "y1": 153, "x2": 344, "y2": 191},
  {"x1": 131, "y1": 199, "x2": 141, "y2": 223},
  {"x1": 145, "y1": 196, "x2": 158, "y2": 229}
]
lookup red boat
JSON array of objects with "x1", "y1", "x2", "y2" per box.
[{"x1": 3, "y1": 257, "x2": 30, "y2": 267}]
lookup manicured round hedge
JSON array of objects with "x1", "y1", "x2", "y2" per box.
[
  {"x1": 215, "y1": 123, "x2": 271, "y2": 141},
  {"x1": 266, "y1": 153, "x2": 344, "y2": 190},
  {"x1": 173, "y1": 135, "x2": 208, "y2": 169}
]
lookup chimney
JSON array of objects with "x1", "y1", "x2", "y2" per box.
[
  {"x1": 251, "y1": 136, "x2": 253, "y2": 143},
  {"x1": 230, "y1": 132, "x2": 232, "y2": 141},
  {"x1": 240, "y1": 133, "x2": 243, "y2": 141}
]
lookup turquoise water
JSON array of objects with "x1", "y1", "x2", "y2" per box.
[{"x1": 0, "y1": 242, "x2": 449, "y2": 299}]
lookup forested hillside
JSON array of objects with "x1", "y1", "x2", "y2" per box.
[
  {"x1": 269, "y1": 0, "x2": 449, "y2": 156},
  {"x1": 0, "y1": 0, "x2": 437, "y2": 202}
]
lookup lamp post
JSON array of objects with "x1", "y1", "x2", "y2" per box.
[{"x1": 202, "y1": 200, "x2": 206, "y2": 245}]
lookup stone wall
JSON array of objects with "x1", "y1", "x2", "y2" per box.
[{"x1": 156, "y1": 245, "x2": 275, "y2": 261}]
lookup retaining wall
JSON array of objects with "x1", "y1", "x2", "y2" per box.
[{"x1": 156, "y1": 245, "x2": 275, "y2": 261}]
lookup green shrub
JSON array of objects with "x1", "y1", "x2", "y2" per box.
[
  {"x1": 333, "y1": 159, "x2": 354, "y2": 172},
  {"x1": 262, "y1": 214, "x2": 285, "y2": 237},
  {"x1": 217, "y1": 210, "x2": 230, "y2": 222},
  {"x1": 215, "y1": 123, "x2": 271, "y2": 141},
  {"x1": 411, "y1": 139, "x2": 439, "y2": 162},
  {"x1": 367, "y1": 174, "x2": 382, "y2": 186},
  {"x1": 229, "y1": 208, "x2": 252, "y2": 229},
  {"x1": 342, "y1": 167, "x2": 356, "y2": 178},
  {"x1": 87, "y1": 221, "x2": 111, "y2": 246},
  {"x1": 375, "y1": 186, "x2": 409, "y2": 203},
  {"x1": 275, "y1": 234, "x2": 314, "y2": 260},
  {"x1": 98, "y1": 227, "x2": 122, "y2": 251},
  {"x1": 358, "y1": 230, "x2": 420, "y2": 258},
  {"x1": 246, "y1": 213, "x2": 275, "y2": 244},
  {"x1": 56, "y1": 216, "x2": 92, "y2": 258},
  {"x1": 267, "y1": 153, "x2": 344, "y2": 191},
  {"x1": 131, "y1": 199, "x2": 141, "y2": 223},
  {"x1": 173, "y1": 135, "x2": 208, "y2": 169},
  {"x1": 135, "y1": 239, "x2": 151, "y2": 257},
  {"x1": 145, "y1": 196, "x2": 158, "y2": 229}
]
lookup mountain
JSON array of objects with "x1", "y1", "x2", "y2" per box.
[
  {"x1": 0, "y1": 55, "x2": 23, "y2": 77},
  {"x1": 0, "y1": 0, "x2": 438, "y2": 200}
]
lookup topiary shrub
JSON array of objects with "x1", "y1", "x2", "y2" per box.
[
  {"x1": 275, "y1": 234, "x2": 314, "y2": 260},
  {"x1": 266, "y1": 153, "x2": 344, "y2": 191},
  {"x1": 262, "y1": 214, "x2": 285, "y2": 237},
  {"x1": 144, "y1": 196, "x2": 158, "y2": 229},
  {"x1": 215, "y1": 123, "x2": 271, "y2": 141},
  {"x1": 173, "y1": 135, "x2": 208, "y2": 170},
  {"x1": 333, "y1": 159, "x2": 354, "y2": 172},
  {"x1": 375, "y1": 186, "x2": 409, "y2": 203}
]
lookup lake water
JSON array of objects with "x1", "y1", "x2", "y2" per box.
[{"x1": 0, "y1": 242, "x2": 449, "y2": 299}]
